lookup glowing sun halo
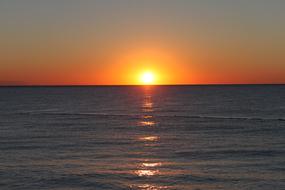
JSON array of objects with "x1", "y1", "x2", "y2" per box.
[{"x1": 140, "y1": 72, "x2": 155, "y2": 84}]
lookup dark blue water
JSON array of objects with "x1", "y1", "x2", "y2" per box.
[{"x1": 0, "y1": 85, "x2": 284, "y2": 190}]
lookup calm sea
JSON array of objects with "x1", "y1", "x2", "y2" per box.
[{"x1": 0, "y1": 85, "x2": 284, "y2": 190}]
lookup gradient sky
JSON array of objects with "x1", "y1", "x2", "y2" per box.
[{"x1": 0, "y1": 0, "x2": 284, "y2": 85}]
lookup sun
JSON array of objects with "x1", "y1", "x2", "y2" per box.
[{"x1": 140, "y1": 71, "x2": 155, "y2": 85}]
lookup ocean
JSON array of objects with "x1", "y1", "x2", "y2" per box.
[{"x1": 0, "y1": 85, "x2": 284, "y2": 190}]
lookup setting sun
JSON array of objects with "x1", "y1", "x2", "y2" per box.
[{"x1": 140, "y1": 72, "x2": 155, "y2": 85}]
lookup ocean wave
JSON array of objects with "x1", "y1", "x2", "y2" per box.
[
  {"x1": 175, "y1": 149, "x2": 285, "y2": 158},
  {"x1": 12, "y1": 110, "x2": 285, "y2": 122}
]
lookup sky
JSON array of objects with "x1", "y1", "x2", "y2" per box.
[{"x1": 0, "y1": 0, "x2": 284, "y2": 85}]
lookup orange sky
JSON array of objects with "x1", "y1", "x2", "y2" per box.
[{"x1": 0, "y1": 1, "x2": 284, "y2": 85}]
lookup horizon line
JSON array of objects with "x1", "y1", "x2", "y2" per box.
[{"x1": 0, "y1": 83, "x2": 284, "y2": 87}]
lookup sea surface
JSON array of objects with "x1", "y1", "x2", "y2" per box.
[{"x1": 0, "y1": 85, "x2": 284, "y2": 190}]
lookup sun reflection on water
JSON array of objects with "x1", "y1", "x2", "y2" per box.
[
  {"x1": 143, "y1": 115, "x2": 153, "y2": 119},
  {"x1": 131, "y1": 184, "x2": 169, "y2": 190},
  {"x1": 135, "y1": 169, "x2": 159, "y2": 177},
  {"x1": 143, "y1": 102, "x2": 153, "y2": 109},
  {"x1": 139, "y1": 136, "x2": 159, "y2": 142},
  {"x1": 139, "y1": 121, "x2": 155, "y2": 127},
  {"x1": 132, "y1": 87, "x2": 167, "y2": 189},
  {"x1": 141, "y1": 162, "x2": 162, "y2": 167},
  {"x1": 142, "y1": 94, "x2": 154, "y2": 112}
]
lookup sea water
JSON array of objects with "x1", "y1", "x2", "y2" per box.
[{"x1": 0, "y1": 85, "x2": 284, "y2": 189}]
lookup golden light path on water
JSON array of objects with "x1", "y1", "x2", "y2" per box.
[
  {"x1": 131, "y1": 86, "x2": 169, "y2": 190},
  {"x1": 139, "y1": 121, "x2": 156, "y2": 127},
  {"x1": 135, "y1": 169, "x2": 159, "y2": 177},
  {"x1": 139, "y1": 136, "x2": 159, "y2": 142},
  {"x1": 141, "y1": 162, "x2": 162, "y2": 167},
  {"x1": 139, "y1": 91, "x2": 156, "y2": 127}
]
